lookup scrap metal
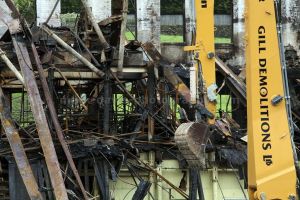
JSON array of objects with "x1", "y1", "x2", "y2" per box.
[{"x1": 0, "y1": 87, "x2": 43, "y2": 200}]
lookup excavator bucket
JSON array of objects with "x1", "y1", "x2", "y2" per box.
[{"x1": 175, "y1": 122, "x2": 212, "y2": 168}]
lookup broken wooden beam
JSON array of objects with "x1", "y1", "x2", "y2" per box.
[
  {"x1": 11, "y1": 35, "x2": 69, "y2": 199},
  {"x1": 80, "y1": 0, "x2": 110, "y2": 50},
  {"x1": 2, "y1": 2, "x2": 69, "y2": 198},
  {"x1": 215, "y1": 56, "x2": 246, "y2": 106},
  {"x1": 41, "y1": 25, "x2": 105, "y2": 78},
  {"x1": 31, "y1": 43, "x2": 89, "y2": 200},
  {"x1": 0, "y1": 87, "x2": 43, "y2": 200}
]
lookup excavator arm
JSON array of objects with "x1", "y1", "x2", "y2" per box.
[
  {"x1": 184, "y1": 0, "x2": 217, "y2": 124},
  {"x1": 176, "y1": 0, "x2": 297, "y2": 198},
  {"x1": 175, "y1": 0, "x2": 297, "y2": 200},
  {"x1": 246, "y1": 0, "x2": 297, "y2": 199},
  {"x1": 175, "y1": 0, "x2": 216, "y2": 168}
]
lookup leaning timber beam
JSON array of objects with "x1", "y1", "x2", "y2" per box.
[
  {"x1": 215, "y1": 56, "x2": 246, "y2": 106},
  {"x1": 31, "y1": 43, "x2": 89, "y2": 200},
  {"x1": 0, "y1": 87, "x2": 43, "y2": 200},
  {"x1": 0, "y1": 3, "x2": 68, "y2": 198},
  {"x1": 12, "y1": 35, "x2": 69, "y2": 199},
  {"x1": 41, "y1": 26, "x2": 105, "y2": 78}
]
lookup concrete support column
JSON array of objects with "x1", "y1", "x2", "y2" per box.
[
  {"x1": 87, "y1": 0, "x2": 111, "y2": 22},
  {"x1": 156, "y1": 164, "x2": 163, "y2": 200},
  {"x1": 282, "y1": 0, "x2": 300, "y2": 56},
  {"x1": 36, "y1": 0, "x2": 61, "y2": 27},
  {"x1": 137, "y1": 0, "x2": 161, "y2": 52},
  {"x1": 212, "y1": 166, "x2": 218, "y2": 200},
  {"x1": 0, "y1": 0, "x2": 10, "y2": 38},
  {"x1": 184, "y1": 0, "x2": 195, "y2": 46},
  {"x1": 148, "y1": 151, "x2": 156, "y2": 200},
  {"x1": 232, "y1": 0, "x2": 245, "y2": 69}
]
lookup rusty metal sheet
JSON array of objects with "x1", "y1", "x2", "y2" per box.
[{"x1": 0, "y1": 87, "x2": 43, "y2": 200}]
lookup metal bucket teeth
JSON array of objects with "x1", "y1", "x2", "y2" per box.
[{"x1": 175, "y1": 122, "x2": 211, "y2": 168}]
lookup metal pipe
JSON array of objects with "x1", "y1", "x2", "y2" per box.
[
  {"x1": 0, "y1": 87, "x2": 43, "y2": 200},
  {"x1": 41, "y1": 26, "x2": 105, "y2": 77},
  {"x1": 0, "y1": 48, "x2": 24, "y2": 85},
  {"x1": 80, "y1": 0, "x2": 110, "y2": 50}
]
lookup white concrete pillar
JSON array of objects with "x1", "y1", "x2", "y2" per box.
[
  {"x1": 232, "y1": 0, "x2": 245, "y2": 68},
  {"x1": 36, "y1": 0, "x2": 61, "y2": 27},
  {"x1": 185, "y1": 0, "x2": 195, "y2": 46},
  {"x1": 282, "y1": 0, "x2": 300, "y2": 56},
  {"x1": 137, "y1": 0, "x2": 161, "y2": 51},
  {"x1": 86, "y1": 0, "x2": 111, "y2": 22},
  {"x1": 0, "y1": 0, "x2": 10, "y2": 38}
]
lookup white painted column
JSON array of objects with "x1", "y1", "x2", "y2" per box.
[
  {"x1": 212, "y1": 166, "x2": 218, "y2": 200},
  {"x1": 282, "y1": 0, "x2": 300, "y2": 56},
  {"x1": 185, "y1": 0, "x2": 195, "y2": 46},
  {"x1": 36, "y1": 0, "x2": 61, "y2": 27},
  {"x1": 137, "y1": 0, "x2": 161, "y2": 52},
  {"x1": 86, "y1": 0, "x2": 111, "y2": 22},
  {"x1": 0, "y1": 0, "x2": 10, "y2": 38},
  {"x1": 232, "y1": 0, "x2": 245, "y2": 68},
  {"x1": 148, "y1": 151, "x2": 156, "y2": 200}
]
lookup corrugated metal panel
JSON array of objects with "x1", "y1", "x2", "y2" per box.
[{"x1": 36, "y1": 0, "x2": 61, "y2": 27}]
